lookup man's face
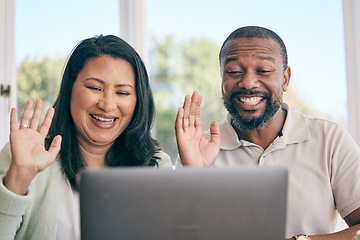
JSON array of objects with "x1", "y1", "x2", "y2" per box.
[{"x1": 220, "y1": 37, "x2": 290, "y2": 131}]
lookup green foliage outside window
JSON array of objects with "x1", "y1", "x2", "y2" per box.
[
  {"x1": 17, "y1": 57, "x2": 64, "y2": 120},
  {"x1": 149, "y1": 35, "x2": 227, "y2": 161}
]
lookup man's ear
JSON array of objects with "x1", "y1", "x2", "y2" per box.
[{"x1": 282, "y1": 66, "x2": 291, "y2": 92}]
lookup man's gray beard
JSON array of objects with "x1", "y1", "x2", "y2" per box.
[{"x1": 224, "y1": 94, "x2": 282, "y2": 131}]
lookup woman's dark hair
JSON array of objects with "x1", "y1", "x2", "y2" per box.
[{"x1": 46, "y1": 35, "x2": 159, "y2": 191}]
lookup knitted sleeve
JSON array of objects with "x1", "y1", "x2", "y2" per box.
[{"x1": 0, "y1": 143, "x2": 33, "y2": 240}]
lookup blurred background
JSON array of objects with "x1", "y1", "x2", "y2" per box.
[{"x1": 12, "y1": 0, "x2": 349, "y2": 161}]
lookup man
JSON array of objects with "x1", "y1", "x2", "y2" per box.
[{"x1": 175, "y1": 26, "x2": 360, "y2": 240}]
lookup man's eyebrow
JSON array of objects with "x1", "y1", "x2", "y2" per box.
[
  {"x1": 258, "y1": 55, "x2": 275, "y2": 63},
  {"x1": 224, "y1": 56, "x2": 238, "y2": 65},
  {"x1": 224, "y1": 55, "x2": 276, "y2": 65}
]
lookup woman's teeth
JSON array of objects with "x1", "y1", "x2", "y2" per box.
[{"x1": 91, "y1": 114, "x2": 115, "y2": 123}]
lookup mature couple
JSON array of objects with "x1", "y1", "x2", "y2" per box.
[{"x1": 1, "y1": 26, "x2": 360, "y2": 240}]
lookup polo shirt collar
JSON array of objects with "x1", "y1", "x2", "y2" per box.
[
  {"x1": 281, "y1": 103, "x2": 309, "y2": 144},
  {"x1": 219, "y1": 103, "x2": 309, "y2": 150}
]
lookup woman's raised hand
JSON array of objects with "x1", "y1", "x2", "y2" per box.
[
  {"x1": 4, "y1": 99, "x2": 62, "y2": 195},
  {"x1": 175, "y1": 91, "x2": 220, "y2": 167}
]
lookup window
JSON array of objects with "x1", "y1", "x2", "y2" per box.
[
  {"x1": 15, "y1": 0, "x2": 120, "y2": 116},
  {"x1": 147, "y1": 0, "x2": 347, "y2": 160},
  {"x1": 15, "y1": 0, "x2": 348, "y2": 161}
]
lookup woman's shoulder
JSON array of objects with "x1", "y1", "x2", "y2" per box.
[
  {"x1": 0, "y1": 142, "x2": 12, "y2": 174},
  {"x1": 154, "y1": 150, "x2": 174, "y2": 169}
]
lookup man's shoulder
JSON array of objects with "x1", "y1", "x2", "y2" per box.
[
  {"x1": 155, "y1": 150, "x2": 174, "y2": 169},
  {"x1": 286, "y1": 108, "x2": 349, "y2": 144},
  {"x1": 290, "y1": 109, "x2": 343, "y2": 129}
]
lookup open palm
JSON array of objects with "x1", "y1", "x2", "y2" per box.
[
  {"x1": 5, "y1": 99, "x2": 61, "y2": 195},
  {"x1": 175, "y1": 91, "x2": 220, "y2": 167}
]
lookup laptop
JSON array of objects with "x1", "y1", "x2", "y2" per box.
[{"x1": 80, "y1": 166, "x2": 288, "y2": 240}]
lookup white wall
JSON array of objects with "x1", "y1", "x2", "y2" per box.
[
  {"x1": 119, "y1": 0, "x2": 148, "y2": 65},
  {"x1": 343, "y1": 0, "x2": 360, "y2": 145},
  {"x1": 0, "y1": 0, "x2": 16, "y2": 149}
]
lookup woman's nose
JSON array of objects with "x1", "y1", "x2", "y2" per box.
[{"x1": 97, "y1": 91, "x2": 116, "y2": 112}]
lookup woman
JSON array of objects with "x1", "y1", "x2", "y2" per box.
[{"x1": 0, "y1": 35, "x2": 172, "y2": 240}]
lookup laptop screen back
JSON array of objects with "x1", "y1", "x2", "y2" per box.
[{"x1": 80, "y1": 166, "x2": 288, "y2": 240}]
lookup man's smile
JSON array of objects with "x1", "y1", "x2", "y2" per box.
[{"x1": 237, "y1": 96, "x2": 264, "y2": 106}]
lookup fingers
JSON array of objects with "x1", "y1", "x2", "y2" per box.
[
  {"x1": 182, "y1": 95, "x2": 191, "y2": 128},
  {"x1": 19, "y1": 100, "x2": 34, "y2": 128},
  {"x1": 181, "y1": 91, "x2": 202, "y2": 128},
  {"x1": 48, "y1": 135, "x2": 62, "y2": 158},
  {"x1": 209, "y1": 121, "x2": 220, "y2": 146},
  {"x1": 194, "y1": 94, "x2": 202, "y2": 128},
  {"x1": 29, "y1": 99, "x2": 43, "y2": 130},
  {"x1": 189, "y1": 92, "x2": 200, "y2": 126},
  {"x1": 10, "y1": 108, "x2": 18, "y2": 131},
  {"x1": 176, "y1": 91, "x2": 204, "y2": 136},
  {"x1": 175, "y1": 107, "x2": 184, "y2": 136},
  {"x1": 13, "y1": 99, "x2": 54, "y2": 138},
  {"x1": 38, "y1": 135, "x2": 62, "y2": 171},
  {"x1": 39, "y1": 107, "x2": 55, "y2": 138}
]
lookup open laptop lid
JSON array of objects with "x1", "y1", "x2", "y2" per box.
[{"x1": 80, "y1": 166, "x2": 288, "y2": 240}]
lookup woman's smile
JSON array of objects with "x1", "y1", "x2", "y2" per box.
[{"x1": 70, "y1": 55, "x2": 137, "y2": 146}]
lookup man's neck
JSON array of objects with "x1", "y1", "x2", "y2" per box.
[{"x1": 234, "y1": 108, "x2": 287, "y2": 150}]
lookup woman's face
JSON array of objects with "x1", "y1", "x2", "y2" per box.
[{"x1": 70, "y1": 55, "x2": 137, "y2": 148}]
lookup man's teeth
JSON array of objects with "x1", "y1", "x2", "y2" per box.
[
  {"x1": 92, "y1": 115, "x2": 115, "y2": 123},
  {"x1": 239, "y1": 97, "x2": 262, "y2": 105}
]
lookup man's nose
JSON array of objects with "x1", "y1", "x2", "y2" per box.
[{"x1": 239, "y1": 72, "x2": 260, "y2": 89}]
